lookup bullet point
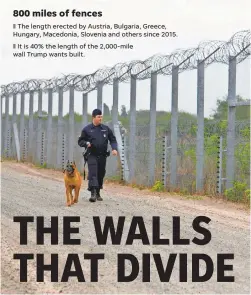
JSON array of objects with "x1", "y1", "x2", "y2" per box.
[
  {"x1": 13, "y1": 24, "x2": 16, "y2": 29},
  {"x1": 13, "y1": 44, "x2": 16, "y2": 49}
]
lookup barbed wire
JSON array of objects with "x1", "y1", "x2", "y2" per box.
[{"x1": 1, "y1": 30, "x2": 250, "y2": 97}]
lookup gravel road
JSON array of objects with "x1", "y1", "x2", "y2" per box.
[{"x1": 1, "y1": 161, "x2": 250, "y2": 294}]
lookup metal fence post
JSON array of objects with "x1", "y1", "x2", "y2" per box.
[
  {"x1": 68, "y1": 86, "x2": 75, "y2": 162},
  {"x1": 4, "y1": 95, "x2": 9, "y2": 158},
  {"x1": 112, "y1": 78, "x2": 119, "y2": 125},
  {"x1": 11, "y1": 94, "x2": 17, "y2": 158},
  {"x1": 170, "y1": 65, "x2": 179, "y2": 188},
  {"x1": 12, "y1": 94, "x2": 17, "y2": 123},
  {"x1": 36, "y1": 89, "x2": 43, "y2": 164},
  {"x1": 149, "y1": 71, "x2": 157, "y2": 186},
  {"x1": 82, "y1": 93, "x2": 88, "y2": 126},
  {"x1": 129, "y1": 75, "x2": 136, "y2": 182},
  {"x1": 196, "y1": 60, "x2": 205, "y2": 191},
  {"x1": 80, "y1": 92, "x2": 88, "y2": 171},
  {"x1": 57, "y1": 87, "x2": 63, "y2": 169},
  {"x1": 226, "y1": 56, "x2": 237, "y2": 189},
  {"x1": 19, "y1": 92, "x2": 25, "y2": 161},
  {"x1": 28, "y1": 91, "x2": 34, "y2": 162},
  {"x1": 97, "y1": 82, "x2": 103, "y2": 112},
  {"x1": 46, "y1": 88, "x2": 53, "y2": 167},
  {"x1": 0, "y1": 96, "x2": 4, "y2": 157}
]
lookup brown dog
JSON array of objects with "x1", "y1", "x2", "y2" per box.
[{"x1": 63, "y1": 161, "x2": 82, "y2": 206}]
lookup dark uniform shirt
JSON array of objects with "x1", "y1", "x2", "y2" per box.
[{"x1": 78, "y1": 123, "x2": 118, "y2": 155}]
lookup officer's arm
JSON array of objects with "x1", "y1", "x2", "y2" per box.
[
  {"x1": 107, "y1": 127, "x2": 118, "y2": 151},
  {"x1": 78, "y1": 128, "x2": 90, "y2": 148}
]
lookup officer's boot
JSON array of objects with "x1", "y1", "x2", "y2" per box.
[
  {"x1": 96, "y1": 188, "x2": 103, "y2": 201},
  {"x1": 89, "y1": 188, "x2": 97, "y2": 202}
]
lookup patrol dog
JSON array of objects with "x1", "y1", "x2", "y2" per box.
[{"x1": 63, "y1": 161, "x2": 82, "y2": 206}]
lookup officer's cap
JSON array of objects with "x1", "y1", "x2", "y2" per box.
[{"x1": 92, "y1": 108, "x2": 102, "y2": 117}]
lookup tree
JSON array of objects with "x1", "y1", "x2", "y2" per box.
[
  {"x1": 210, "y1": 96, "x2": 228, "y2": 120},
  {"x1": 103, "y1": 103, "x2": 110, "y2": 116},
  {"x1": 210, "y1": 95, "x2": 250, "y2": 121}
]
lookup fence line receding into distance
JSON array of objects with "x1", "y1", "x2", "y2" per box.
[{"x1": 1, "y1": 29, "x2": 250, "y2": 194}]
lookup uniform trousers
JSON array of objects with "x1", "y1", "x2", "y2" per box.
[{"x1": 87, "y1": 154, "x2": 107, "y2": 191}]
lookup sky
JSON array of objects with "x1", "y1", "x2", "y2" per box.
[{"x1": 0, "y1": 0, "x2": 250, "y2": 118}]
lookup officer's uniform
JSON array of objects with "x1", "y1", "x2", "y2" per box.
[{"x1": 78, "y1": 122, "x2": 118, "y2": 201}]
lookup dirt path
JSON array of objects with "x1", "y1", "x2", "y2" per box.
[{"x1": 1, "y1": 161, "x2": 250, "y2": 294}]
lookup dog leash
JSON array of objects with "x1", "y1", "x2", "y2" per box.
[
  {"x1": 83, "y1": 160, "x2": 87, "y2": 180},
  {"x1": 82, "y1": 148, "x2": 90, "y2": 180}
]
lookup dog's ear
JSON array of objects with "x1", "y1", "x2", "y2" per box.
[{"x1": 62, "y1": 169, "x2": 65, "y2": 173}]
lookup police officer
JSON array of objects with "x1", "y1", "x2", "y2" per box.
[{"x1": 78, "y1": 108, "x2": 118, "y2": 202}]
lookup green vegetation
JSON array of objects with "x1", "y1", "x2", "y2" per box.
[
  {"x1": 118, "y1": 95, "x2": 250, "y2": 203},
  {"x1": 151, "y1": 180, "x2": 165, "y2": 192},
  {"x1": 225, "y1": 181, "x2": 250, "y2": 203}
]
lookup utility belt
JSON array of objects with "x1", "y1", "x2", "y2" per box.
[{"x1": 82, "y1": 150, "x2": 110, "y2": 160}]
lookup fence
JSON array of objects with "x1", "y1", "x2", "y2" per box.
[
  {"x1": 120, "y1": 120, "x2": 249, "y2": 194},
  {"x1": 1, "y1": 29, "x2": 250, "y2": 194}
]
